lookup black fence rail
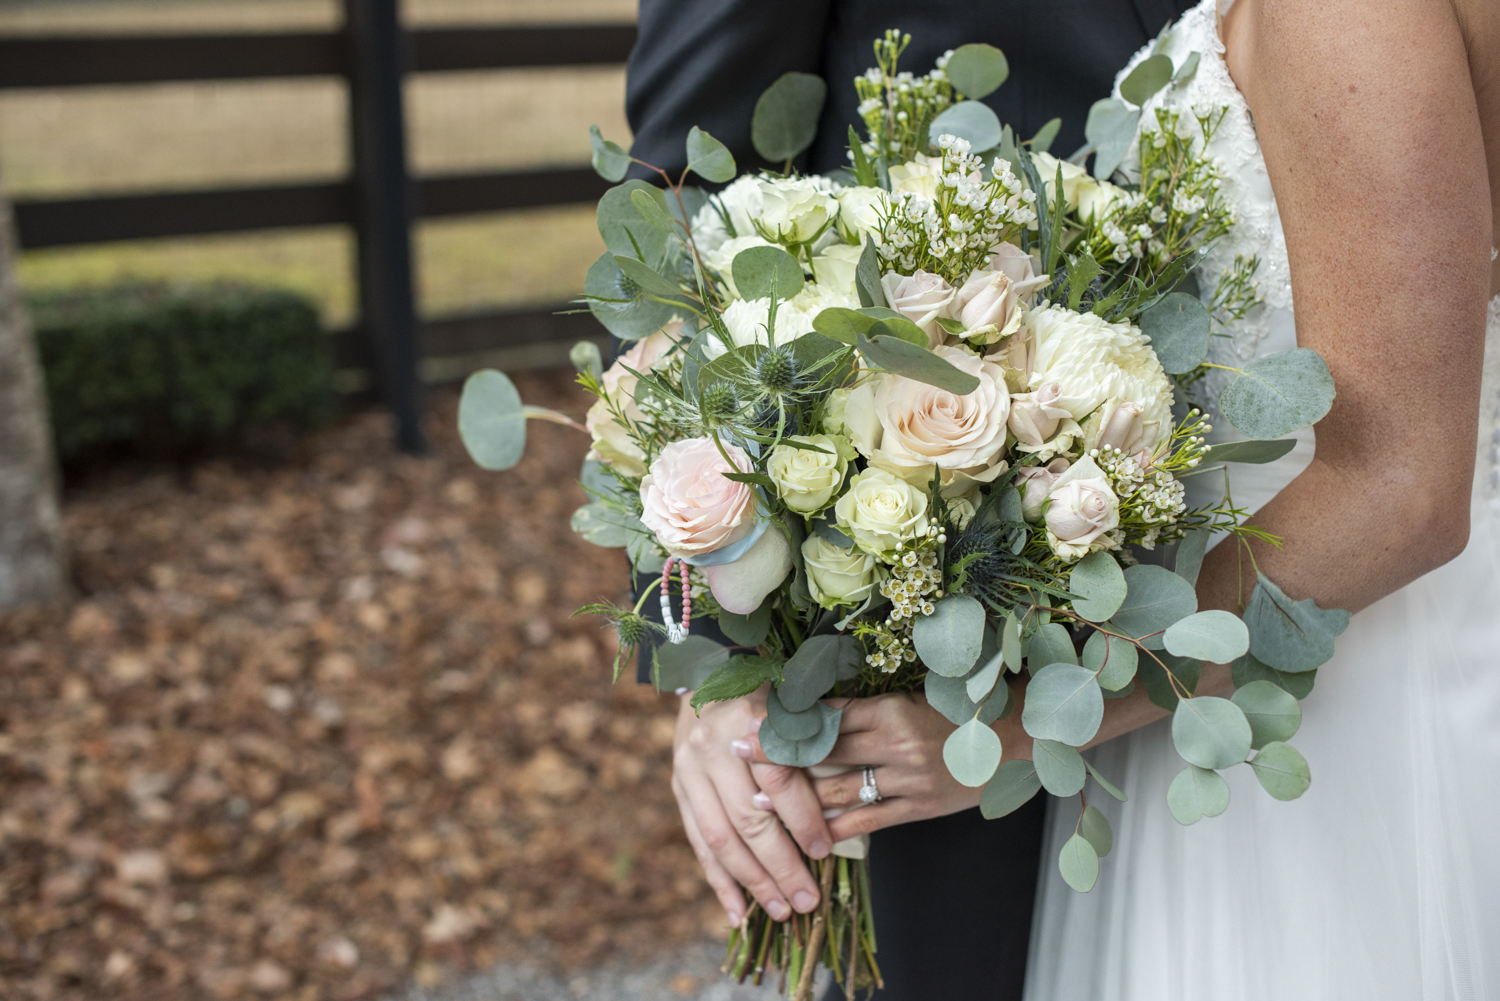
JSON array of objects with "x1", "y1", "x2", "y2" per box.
[{"x1": 0, "y1": 7, "x2": 637, "y2": 451}]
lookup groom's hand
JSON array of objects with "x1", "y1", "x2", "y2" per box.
[{"x1": 670, "y1": 690, "x2": 833, "y2": 928}]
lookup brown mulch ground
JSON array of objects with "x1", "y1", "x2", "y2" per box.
[{"x1": 0, "y1": 371, "x2": 722, "y2": 1001}]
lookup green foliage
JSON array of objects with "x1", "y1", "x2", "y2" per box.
[
  {"x1": 1119, "y1": 54, "x2": 1174, "y2": 107},
  {"x1": 1028, "y1": 118, "x2": 1061, "y2": 154},
  {"x1": 1138, "y1": 652, "x2": 1201, "y2": 711},
  {"x1": 1219, "y1": 348, "x2": 1336, "y2": 439},
  {"x1": 1172, "y1": 696, "x2": 1252, "y2": 770},
  {"x1": 1140, "y1": 292, "x2": 1211, "y2": 374},
  {"x1": 1231, "y1": 680, "x2": 1303, "y2": 749},
  {"x1": 458, "y1": 369, "x2": 525, "y2": 470},
  {"x1": 766, "y1": 686, "x2": 825, "y2": 740},
  {"x1": 596, "y1": 180, "x2": 670, "y2": 264},
  {"x1": 927, "y1": 101, "x2": 1002, "y2": 153},
  {"x1": 685, "y1": 126, "x2": 737, "y2": 183},
  {"x1": 1244, "y1": 572, "x2": 1350, "y2": 673},
  {"x1": 1033, "y1": 739, "x2": 1086, "y2": 797},
  {"x1": 752, "y1": 72, "x2": 828, "y2": 164},
  {"x1": 718, "y1": 604, "x2": 773, "y2": 647},
  {"x1": 1022, "y1": 665, "x2": 1104, "y2": 745},
  {"x1": 925, "y1": 663, "x2": 1009, "y2": 726},
  {"x1": 732, "y1": 245, "x2": 805, "y2": 303},
  {"x1": 944, "y1": 43, "x2": 1009, "y2": 99},
  {"x1": 589, "y1": 124, "x2": 631, "y2": 181},
  {"x1": 1167, "y1": 764, "x2": 1230, "y2": 825},
  {"x1": 654, "y1": 636, "x2": 731, "y2": 692},
  {"x1": 1059, "y1": 832, "x2": 1100, "y2": 892},
  {"x1": 911, "y1": 594, "x2": 987, "y2": 677},
  {"x1": 584, "y1": 252, "x2": 678, "y2": 340},
  {"x1": 1163, "y1": 610, "x2": 1251, "y2": 663},
  {"x1": 1028, "y1": 622, "x2": 1078, "y2": 667},
  {"x1": 1080, "y1": 805, "x2": 1113, "y2": 856},
  {"x1": 691, "y1": 654, "x2": 784, "y2": 711},
  {"x1": 759, "y1": 703, "x2": 842, "y2": 766},
  {"x1": 1231, "y1": 653, "x2": 1317, "y2": 700},
  {"x1": 1069, "y1": 551, "x2": 1128, "y2": 622},
  {"x1": 855, "y1": 334, "x2": 980, "y2": 395},
  {"x1": 943, "y1": 718, "x2": 1004, "y2": 787},
  {"x1": 980, "y1": 760, "x2": 1041, "y2": 819},
  {"x1": 32, "y1": 282, "x2": 333, "y2": 460},
  {"x1": 1110, "y1": 564, "x2": 1198, "y2": 644},
  {"x1": 778, "y1": 634, "x2": 859, "y2": 710},
  {"x1": 1248, "y1": 741, "x2": 1311, "y2": 800},
  {"x1": 1083, "y1": 631, "x2": 1138, "y2": 691},
  {"x1": 1203, "y1": 439, "x2": 1297, "y2": 464},
  {"x1": 1084, "y1": 758, "x2": 1127, "y2": 801},
  {"x1": 1084, "y1": 98, "x2": 1140, "y2": 181},
  {"x1": 1172, "y1": 528, "x2": 1209, "y2": 587}
]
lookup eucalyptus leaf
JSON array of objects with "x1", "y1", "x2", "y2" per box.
[
  {"x1": 597, "y1": 180, "x2": 669, "y2": 263},
  {"x1": 1120, "y1": 53, "x2": 1174, "y2": 107},
  {"x1": 1027, "y1": 622, "x2": 1078, "y2": 668},
  {"x1": 630, "y1": 187, "x2": 677, "y2": 234},
  {"x1": 1110, "y1": 564, "x2": 1198, "y2": 644},
  {"x1": 868, "y1": 316, "x2": 930, "y2": 348},
  {"x1": 1140, "y1": 292, "x2": 1211, "y2": 374},
  {"x1": 589, "y1": 124, "x2": 630, "y2": 182},
  {"x1": 928, "y1": 101, "x2": 1002, "y2": 153},
  {"x1": 1164, "y1": 610, "x2": 1250, "y2": 663},
  {"x1": 778, "y1": 634, "x2": 856, "y2": 711},
  {"x1": 1173, "y1": 51, "x2": 1202, "y2": 87},
  {"x1": 759, "y1": 703, "x2": 842, "y2": 767},
  {"x1": 943, "y1": 718, "x2": 1004, "y2": 787},
  {"x1": 1167, "y1": 764, "x2": 1230, "y2": 825},
  {"x1": 568, "y1": 339, "x2": 603, "y2": 379},
  {"x1": 966, "y1": 652, "x2": 1006, "y2": 704},
  {"x1": 945, "y1": 43, "x2": 1009, "y2": 99},
  {"x1": 585, "y1": 252, "x2": 678, "y2": 340},
  {"x1": 1084, "y1": 758, "x2": 1127, "y2": 801},
  {"x1": 811, "y1": 306, "x2": 877, "y2": 345},
  {"x1": 1083, "y1": 630, "x2": 1138, "y2": 691},
  {"x1": 655, "y1": 636, "x2": 732, "y2": 693},
  {"x1": 925, "y1": 667, "x2": 1008, "y2": 726},
  {"x1": 1138, "y1": 652, "x2": 1201, "y2": 711},
  {"x1": 628, "y1": 530, "x2": 664, "y2": 575},
  {"x1": 1029, "y1": 118, "x2": 1062, "y2": 154},
  {"x1": 1084, "y1": 98, "x2": 1141, "y2": 181},
  {"x1": 752, "y1": 72, "x2": 827, "y2": 163},
  {"x1": 766, "y1": 686, "x2": 824, "y2": 741},
  {"x1": 1204, "y1": 438, "x2": 1297, "y2": 464},
  {"x1": 718, "y1": 603, "x2": 772, "y2": 647},
  {"x1": 613, "y1": 254, "x2": 685, "y2": 300},
  {"x1": 1219, "y1": 348, "x2": 1335, "y2": 439},
  {"x1": 912, "y1": 594, "x2": 986, "y2": 677},
  {"x1": 1001, "y1": 612, "x2": 1024, "y2": 671},
  {"x1": 1059, "y1": 832, "x2": 1100, "y2": 892},
  {"x1": 1172, "y1": 696, "x2": 1253, "y2": 770},
  {"x1": 1231, "y1": 653, "x2": 1317, "y2": 700},
  {"x1": 569, "y1": 502, "x2": 634, "y2": 547},
  {"x1": 1249, "y1": 741, "x2": 1311, "y2": 800},
  {"x1": 732, "y1": 245, "x2": 805, "y2": 303},
  {"x1": 980, "y1": 759, "x2": 1042, "y2": 819},
  {"x1": 1173, "y1": 528, "x2": 1209, "y2": 587},
  {"x1": 1033, "y1": 738, "x2": 1086, "y2": 797},
  {"x1": 1069, "y1": 551, "x2": 1127, "y2": 622},
  {"x1": 1231, "y1": 680, "x2": 1302, "y2": 749},
  {"x1": 1244, "y1": 572, "x2": 1349, "y2": 674},
  {"x1": 458, "y1": 369, "x2": 524, "y2": 470},
  {"x1": 685, "y1": 125, "x2": 737, "y2": 183},
  {"x1": 811, "y1": 515, "x2": 854, "y2": 548},
  {"x1": 857, "y1": 236, "x2": 887, "y2": 308},
  {"x1": 690, "y1": 654, "x2": 783, "y2": 712},
  {"x1": 856, "y1": 334, "x2": 981, "y2": 395},
  {"x1": 1080, "y1": 805, "x2": 1113, "y2": 857},
  {"x1": 1023, "y1": 665, "x2": 1104, "y2": 745}
]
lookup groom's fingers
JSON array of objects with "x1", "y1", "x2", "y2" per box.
[
  {"x1": 749, "y1": 761, "x2": 834, "y2": 861},
  {"x1": 817, "y1": 730, "x2": 901, "y2": 766},
  {"x1": 674, "y1": 766, "x2": 795, "y2": 921},
  {"x1": 827, "y1": 797, "x2": 919, "y2": 841}
]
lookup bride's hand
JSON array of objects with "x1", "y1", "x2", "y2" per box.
[
  {"x1": 745, "y1": 689, "x2": 1033, "y2": 841},
  {"x1": 670, "y1": 690, "x2": 834, "y2": 926}
]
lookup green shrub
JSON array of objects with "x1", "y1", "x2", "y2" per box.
[{"x1": 28, "y1": 282, "x2": 335, "y2": 458}]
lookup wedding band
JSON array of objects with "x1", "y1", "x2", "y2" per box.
[{"x1": 859, "y1": 767, "x2": 881, "y2": 805}]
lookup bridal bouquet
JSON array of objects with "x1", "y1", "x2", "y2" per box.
[{"x1": 458, "y1": 30, "x2": 1349, "y2": 999}]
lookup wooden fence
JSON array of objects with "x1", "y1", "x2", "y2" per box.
[{"x1": 0, "y1": 2, "x2": 636, "y2": 451}]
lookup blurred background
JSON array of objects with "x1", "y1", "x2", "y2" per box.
[{"x1": 0, "y1": 2, "x2": 766, "y2": 998}]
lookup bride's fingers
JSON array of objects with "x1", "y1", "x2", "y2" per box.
[
  {"x1": 827, "y1": 797, "x2": 920, "y2": 842},
  {"x1": 817, "y1": 730, "x2": 907, "y2": 766},
  {"x1": 811, "y1": 767, "x2": 914, "y2": 810},
  {"x1": 675, "y1": 784, "x2": 748, "y2": 927},
  {"x1": 674, "y1": 767, "x2": 796, "y2": 921},
  {"x1": 748, "y1": 761, "x2": 834, "y2": 860}
]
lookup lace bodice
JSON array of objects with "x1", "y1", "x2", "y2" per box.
[{"x1": 1114, "y1": 0, "x2": 1500, "y2": 507}]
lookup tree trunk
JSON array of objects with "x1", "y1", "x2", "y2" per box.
[{"x1": 0, "y1": 186, "x2": 69, "y2": 605}]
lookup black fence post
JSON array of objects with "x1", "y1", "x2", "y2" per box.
[{"x1": 344, "y1": 0, "x2": 424, "y2": 452}]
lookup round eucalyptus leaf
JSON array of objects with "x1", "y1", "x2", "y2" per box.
[
  {"x1": 1027, "y1": 622, "x2": 1078, "y2": 669},
  {"x1": 1032, "y1": 738, "x2": 1086, "y2": 797},
  {"x1": 596, "y1": 180, "x2": 669, "y2": 263},
  {"x1": 965, "y1": 652, "x2": 1005, "y2": 704},
  {"x1": 1244, "y1": 572, "x2": 1349, "y2": 674},
  {"x1": 945, "y1": 43, "x2": 1009, "y2": 99},
  {"x1": 1167, "y1": 764, "x2": 1230, "y2": 825},
  {"x1": 1173, "y1": 50, "x2": 1202, "y2": 87},
  {"x1": 685, "y1": 125, "x2": 737, "y2": 183},
  {"x1": 759, "y1": 703, "x2": 842, "y2": 767},
  {"x1": 1084, "y1": 98, "x2": 1140, "y2": 180},
  {"x1": 1249, "y1": 741, "x2": 1311, "y2": 800},
  {"x1": 569, "y1": 502, "x2": 632, "y2": 547},
  {"x1": 1172, "y1": 696, "x2": 1253, "y2": 770},
  {"x1": 912, "y1": 594, "x2": 986, "y2": 677},
  {"x1": 1231, "y1": 653, "x2": 1317, "y2": 700},
  {"x1": 1138, "y1": 652, "x2": 1202, "y2": 712},
  {"x1": 766, "y1": 686, "x2": 824, "y2": 741},
  {"x1": 1080, "y1": 805, "x2": 1113, "y2": 857},
  {"x1": 718, "y1": 603, "x2": 772, "y2": 647},
  {"x1": 1022, "y1": 664, "x2": 1104, "y2": 745},
  {"x1": 943, "y1": 718, "x2": 1003, "y2": 788},
  {"x1": 585, "y1": 252, "x2": 678, "y2": 340},
  {"x1": 1059, "y1": 832, "x2": 1099, "y2": 893},
  {"x1": 928, "y1": 101, "x2": 1003, "y2": 153},
  {"x1": 1083, "y1": 630, "x2": 1138, "y2": 691},
  {"x1": 589, "y1": 124, "x2": 630, "y2": 182},
  {"x1": 752, "y1": 72, "x2": 827, "y2": 163},
  {"x1": 1140, "y1": 292, "x2": 1211, "y2": 374},
  {"x1": 1029, "y1": 117, "x2": 1062, "y2": 155},
  {"x1": 458, "y1": 369, "x2": 524, "y2": 470},
  {"x1": 1204, "y1": 438, "x2": 1297, "y2": 465},
  {"x1": 980, "y1": 759, "x2": 1041, "y2": 819},
  {"x1": 654, "y1": 635, "x2": 731, "y2": 693},
  {"x1": 1001, "y1": 612, "x2": 1024, "y2": 672},
  {"x1": 614, "y1": 254, "x2": 684, "y2": 300},
  {"x1": 568, "y1": 339, "x2": 603, "y2": 379},
  {"x1": 1109, "y1": 564, "x2": 1198, "y2": 643},
  {"x1": 732, "y1": 245, "x2": 805, "y2": 303},
  {"x1": 1120, "y1": 53, "x2": 1174, "y2": 107},
  {"x1": 1172, "y1": 528, "x2": 1209, "y2": 587},
  {"x1": 1219, "y1": 347, "x2": 1335, "y2": 439},
  {"x1": 777, "y1": 634, "x2": 853, "y2": 711},
  {"x1": 925, "y1": 668, "x2": 1007, "y2": 727},
  {"x1": 1163, "y1": 610, "x2": 1250, "y2": 663},
  {"x1": 1231, "y1": 680, "x2": 1302, "y2": 750},
  {"x1": 1069, "y1": 551, "x2": 1127, "y2": 622},
  {"x1": 1084, "y1": 758, "x2": 1127, "y2": 802}
]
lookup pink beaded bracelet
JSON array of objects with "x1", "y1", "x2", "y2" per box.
[{"x1": 660, "y1": 557, "x2": 690, "y2": 644}]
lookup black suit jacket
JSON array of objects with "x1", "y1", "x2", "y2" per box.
[{"x1": 626, "y1": 0, "x2": 1199, "y2": 180}]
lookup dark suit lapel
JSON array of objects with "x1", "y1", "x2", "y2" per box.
[{"x1": 1128, "y1": 0, "x2": 1186, "y2": 38}]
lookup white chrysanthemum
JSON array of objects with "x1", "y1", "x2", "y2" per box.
[
  {"x1": 708, "y1": 283, "x2": 859, "y2": 358},
  {"x1": 1023, "y1": 304, "x2": 1174, "y2": 441}
]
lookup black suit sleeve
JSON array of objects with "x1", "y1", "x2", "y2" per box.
[{"x1": 625, "y1": 0, "x2": 836, "y2": 181}]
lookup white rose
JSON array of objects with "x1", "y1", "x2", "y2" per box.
[
  {"x1": 1076, "y1": 176, "x2": 1127, "y2": 223},
  {"x1": 802, "y1": 534, "x2": 879, "y2": 608},
  {"x1": 584, "y1": 318, "x2": 684, "y2": 477},
  {"x1": 689, "y1": 174, "x2": 762, "y2": 257},
  {"x1": 836, "y1": 185, "x2": 889, "y2": 244},
  {"x1": 1008, "y1": 382, "x2": 1081, "y2": 460},
  {"x1": 712, "y1": 283, "x2": 859, "y2": 358},
  {"x1": 1082, "y1": 398, "x2": 1162, "y2": 462},
  {"x1": 767, "y1": 434, "x2": 854, "y2": 514},
  {"x1": 755, "y1": 176, "x2": 840, "y2": 245},
  {"x1": 1030, "y1": 152, "x2": 1091, "y2": 213},
  {"x1": 811, "y1": 243, "x2": 865, "y2": 299},
  {"x1": 888, "y1": 154, "x2": 943, "y2": 202},
  {"x1": 1042, "y1": 456, "x2": 1121, "y2": 561},
  {"x1": 834, "y1": 468, "x2": 929, "y2": 556},
  {"x1": 1023, "y1": 304, "x2": 1174, "y2": 437}
]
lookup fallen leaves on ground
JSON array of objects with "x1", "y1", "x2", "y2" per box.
[{"x1": 0, "y1": 372, "x2": 725, "y2": 1001}]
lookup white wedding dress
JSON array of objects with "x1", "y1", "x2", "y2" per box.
[{"x1": 1023, "y1": 2, "x2": 1500, "y2": 999}]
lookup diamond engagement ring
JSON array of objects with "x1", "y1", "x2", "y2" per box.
[{"x1": 858, "y1": 767, "x2": 881, "y2": 805}]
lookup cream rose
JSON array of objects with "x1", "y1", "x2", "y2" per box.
[
  {"x1": 755, "y1": 176, "x2": 840, "y2": 245},
  {"x1": 767, "y1": 434, "x2": 854, "y2": 514},
  {"x1": 888, "y1": 154, "x2": 942, "y2": 202},
  {"x1": 811, "y1": 243, "x2": 865, "y2": 300},
  {"x1": 879, "y1": 270, "x2": 957, "y2": 347},
  {"x1": 1022, "y1": 304, "x2": 1174, "y2": 435},
  {"x1": 639, "y1": 437, "x2": 757, "y2": 557},
  {"x1": 585, "y1": 319, "x2": 684, "y2": 477},
  {"x1": 954, "y1": 268, "x2": 1023, "y2": 343},
  {"x1": 1016, "y1": 458, "x2": 1072, "y2": 522},
  {"x1": 844, "y1": 345, "x2": 1011, "y2": 487},
  {"x1": 1082, "y1": 398, "x2": 1161, "y2": 461},
  {"x1": 1042, "y1": 456, "x2": 1120, "y2": 561},
  {"x1": 802, "y1": 534, "x2": 879, "y2": 608},
  {"x1": 713, "y1": 283, "x2": 859, "y2": 358},
  {"x1": 1031, "y1": 152, "x2": 1091, "y2": 213},
  {"x1": 834, "y1": 468, "x2": 929, "y2": 556},
  {"x1": 835, "y1": 185, "x2": 889, "y2": 245},
  {"x1": 1008, "y1": 382, "x2": 1081, "y2": 459}
]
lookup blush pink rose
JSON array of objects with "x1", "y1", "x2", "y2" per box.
[
  {"x1": 879, "y1": 270, "x2": 957, "y2": 347},
  {"x1": 639, "y1": 437, "x2": 756, "y2": 558},
  {"x1": 585, "y1": 319, "x2": 684, "y2": 477}
]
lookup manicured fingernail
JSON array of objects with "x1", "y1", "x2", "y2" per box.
[
  {"x1": 745, "y1": 715, "x2": 764, "y2": 735},
  {"x1": 727, "y1": 910, "x2": 741, "y2": 927},
  {"x1": 809, "y1": 840, "x2": 830, "y2": 859},
  {"x1": 767, "y1": 900, "x2": 790, "y2": 921},
  {"x1": 730, "y1": 740, "x2": 753, "y2": 760},
  {"x1": 674, "y1": 687, "x2": 689, "y2": 695},
  {"x1": 752, "y1": 792, "x2": 774, "y2": 811},
  {"x1": 792, "y1": 891, "x2": 817, "y2": 913}
]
